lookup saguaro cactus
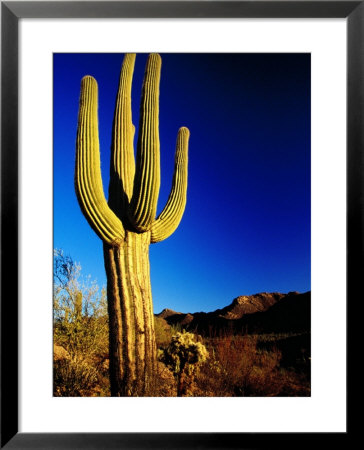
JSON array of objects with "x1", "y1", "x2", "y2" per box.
[{"x1": 75, "y1": 54, "x2": 189, "y2": 396}]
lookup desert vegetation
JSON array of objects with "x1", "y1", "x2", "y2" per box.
[
  {"x1": 158, "y1": 331, "x2": 208, "y2": 396},
  {"x1": 195, "y1": 334, "x2": 310, "y2": 397},
  {"x1": 54, "y1": 252, "x2": 310, "y2": 397},
  {"x1": 53, "y1": 250, "x2": 109, "y2": 396}
]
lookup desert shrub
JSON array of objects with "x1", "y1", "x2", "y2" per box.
[
  {"x1": 158, "y1": 331, "x2": 208, "y2": 396},
  {"x1": 54, "y1": 249, "x2": 108, "y2": 357},
  {"x1": 154, "y1": 316, "x2": 173, "y2": 348},
  {"x1": 169, "y1": 322, "x2": 185, "y2": 334},
  {"x1": 53, "y1": 249, "x2": 109, "y2": 396},
  {"x1": 53, "y1": 357, "x2": 99, "y2": 397},
  {"x1": 196, "y1": 335, "x2": 286, "y2": 396}
]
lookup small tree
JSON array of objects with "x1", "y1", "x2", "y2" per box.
[
  {"x1": 53, "y1": 249, "x2": 110, "y2": 396},
  {"x1": 159, "y1": 331, "x2": 208, "y2": 396},
  {"x1": 53, "y1": 249, "x2": 108, "y2": 360}
]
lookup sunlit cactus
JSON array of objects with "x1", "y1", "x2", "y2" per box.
[
  {"x1": 75, "y1": 53, "x2": 190, "y2": 396},
  {"x1": 159, "y1": 331, "x2": 208, "y2": 396}
]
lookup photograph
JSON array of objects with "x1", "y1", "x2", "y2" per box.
[{"x1": 53, "y1": 52, "x2": 311, "y2": 398}]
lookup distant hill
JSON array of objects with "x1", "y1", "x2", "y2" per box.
[
  {"x1": 156, "y1": 291, "x2": 310, "y2": 336},
  {"x1": 157, "y1": 308, "x2": 183, "y2": 320}
]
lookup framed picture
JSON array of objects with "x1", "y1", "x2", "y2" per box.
[{"x1": 1, "y1": 1, "x2": 356, "y2": 448}]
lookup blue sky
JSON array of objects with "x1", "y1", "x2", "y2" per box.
[{"x1": 54, "y1": 53, "x2": 310, "y2": 314}]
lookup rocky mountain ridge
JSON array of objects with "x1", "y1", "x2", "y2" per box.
[{"x1": 156, "y1": 291, "x2": 310, "y2": 335}]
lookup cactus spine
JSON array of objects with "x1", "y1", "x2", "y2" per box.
[{"x1": 75, "y1": 54, "x2": 189, "y2": 396}]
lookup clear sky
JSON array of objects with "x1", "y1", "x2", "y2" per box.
[{"x1": 54, "y1": 53, "x2": 310, "y2": 314}]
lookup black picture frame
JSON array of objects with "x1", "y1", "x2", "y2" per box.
[{"x1": 1, "y1": 1, "x2": 357, "y2": 448}]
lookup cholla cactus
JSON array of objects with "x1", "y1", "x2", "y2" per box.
[
  {"x1": 159, "y1": 331, "x2": 208, "y2": 396},
  {"x1": 75, "y1": 54, "x2": 190, "y2": 396}
]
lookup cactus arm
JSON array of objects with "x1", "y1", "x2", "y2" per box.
[
  {"x1": 151, "y1": 127, "x2": 189, "y2": 244},
  {"x1": 108, "y1": 54, "x2": 136, "y2": 218},
  {"x1": 75, "y1": 75, "x2": 125, "y2": 245},
  {"x1": 128, "y1": 54, "x2": 161, "y2": 232}
]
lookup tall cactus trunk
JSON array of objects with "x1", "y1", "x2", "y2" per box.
[
  {"x1": 104, "y1": 231, "x2": 156, "y2": 396},
  {"x1": 75, "y1": 53, "x2": 189, "y2": 396}
]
